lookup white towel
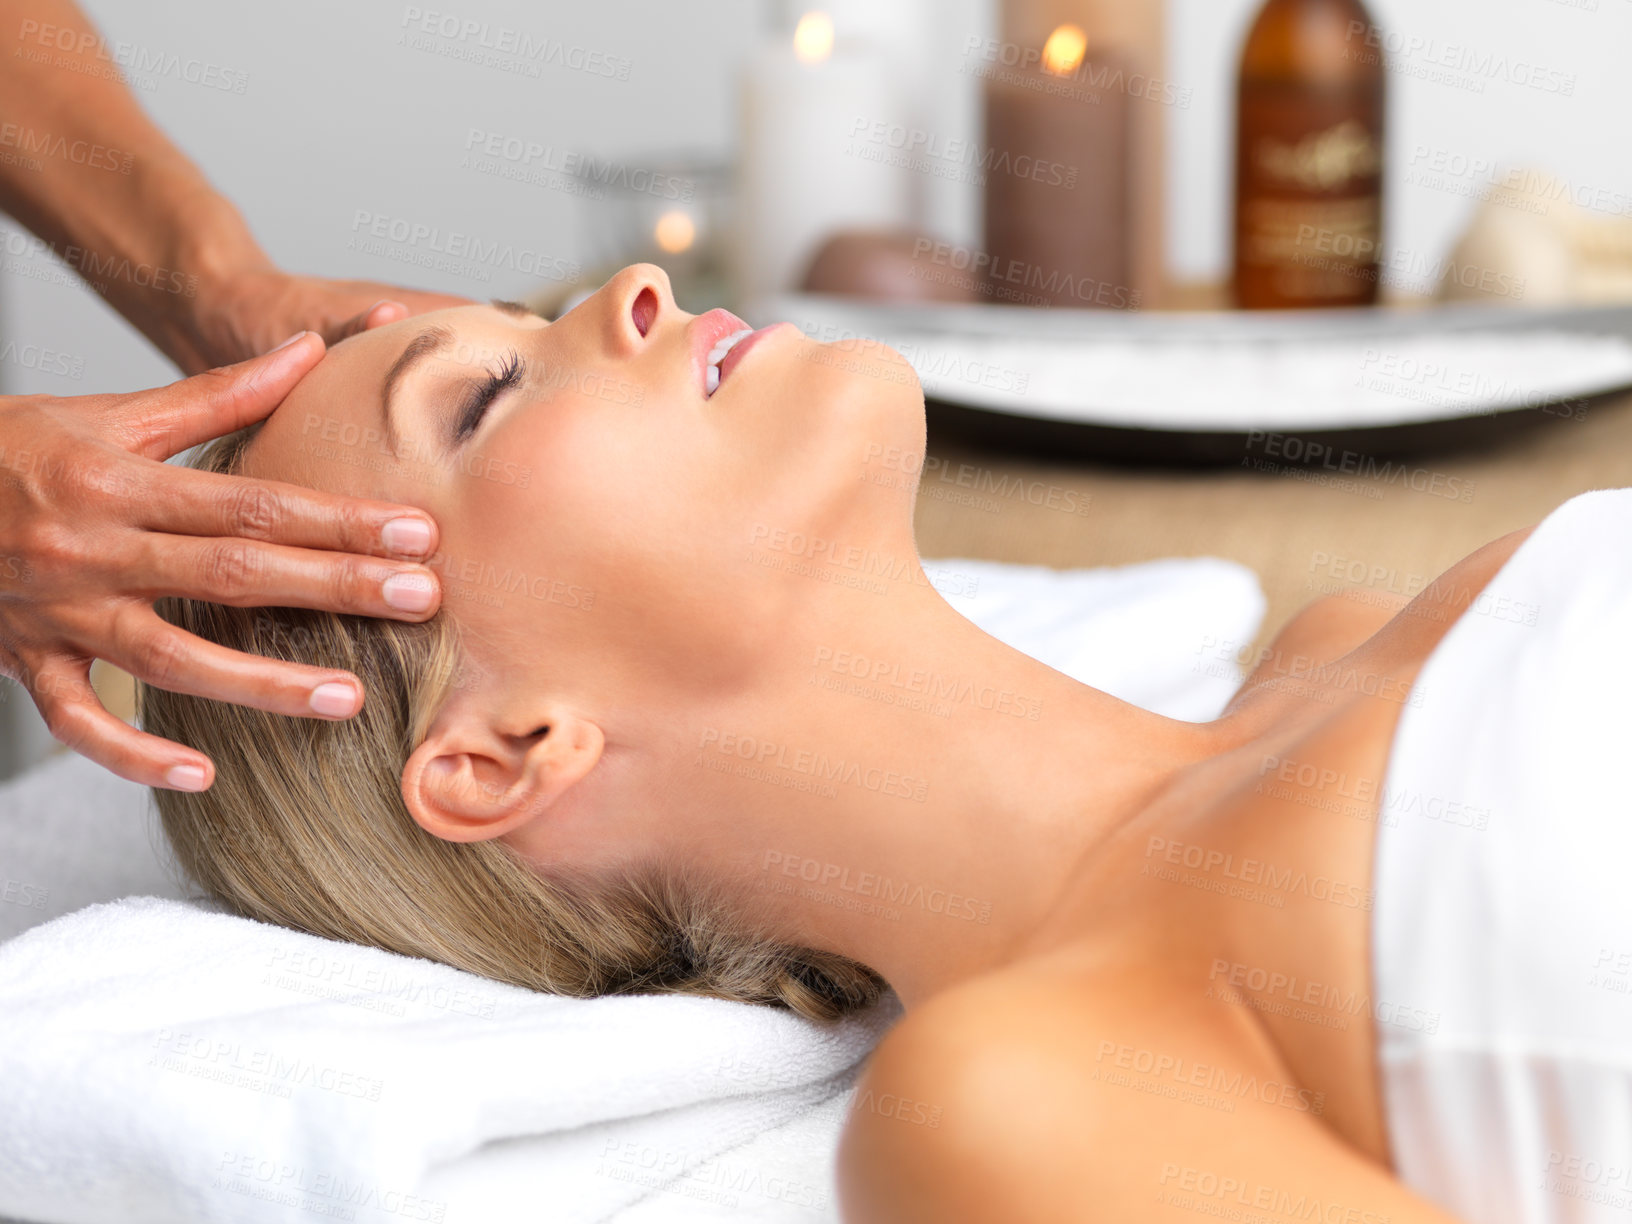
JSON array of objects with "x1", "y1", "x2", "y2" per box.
[
  {"x1": 1373, "y1": 488, "x2": 1632, "y2": 1223},
  {"x1": 0, "y1": 895, "x2": 897, "y2": 1224},
  {"x1": 933, "y1": 554, "x2": 1261, "y2": 723},
  {"x1": 0, "y1": 554, "x2": 1265, "y2": 1224}
]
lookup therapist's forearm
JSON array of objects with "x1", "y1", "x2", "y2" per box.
[{"x1": 0, "y1": 0, "x2": 271, "y2": 367}]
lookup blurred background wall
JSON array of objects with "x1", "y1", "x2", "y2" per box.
[
  {"x1": 4, "y1": 0, "x2": 1627, "y2": 398},
  {"x1": 0, "y1": 0, "x2": 1627, "y2": 774}
]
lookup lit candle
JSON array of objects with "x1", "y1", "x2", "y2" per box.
[
  {"x1": 981, "y1": 22, "x2": 1133, "y2": 308},
  {"x1": 733, "y1": 9, "x2": 914, "y2": 307},
  {"x1": 653, "y1": 210, "x2": 697, "y2": 256}
]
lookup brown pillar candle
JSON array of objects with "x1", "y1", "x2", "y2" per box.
[{"x1": 982, "y1": 26, "x2": 1132, "y2": 310}]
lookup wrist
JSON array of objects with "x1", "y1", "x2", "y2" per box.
[
  {"x1": 162, "y1": 172, "x2": 273, "y2": 306},
  {"x1": 142, "y1": 163, "x2": 280, "y2": 367}
]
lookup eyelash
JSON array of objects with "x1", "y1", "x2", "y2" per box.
[{"x1": 454, "y1": 351, "x2": 524, "y2": 442}]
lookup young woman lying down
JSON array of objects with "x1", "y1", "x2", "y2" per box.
[{"x1": 140, "y1": 264, "x2": 1631, "y2": 1224}]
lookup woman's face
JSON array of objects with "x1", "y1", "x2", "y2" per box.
[{"x1": 243, "y1": 263, "x2": 925, "y2": 714}]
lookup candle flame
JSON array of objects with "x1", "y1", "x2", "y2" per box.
[
  {"x1": 654, "y1": 210, "x2": 696, "y2": 254},
  {"x1": 793, "y1": 11, "x2": 835, "y2": 64},
  {"x1": 1041, "y1": 24, "x2": 1088, "y2": 76}
]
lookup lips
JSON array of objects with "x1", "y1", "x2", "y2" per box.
[
  {"x1": 690, "y1": 308, "x2": 751, "y2": 397},
  {"x1": 689, "y1": 310, "x2": 796, "y2": 398},
  {"x1": 715, "y1": 323, "x2": 793, "y2": 390}
]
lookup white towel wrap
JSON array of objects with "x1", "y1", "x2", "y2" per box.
[{"x1": 1374, "y1": 488, "x2": 1632, "y2": 1223}]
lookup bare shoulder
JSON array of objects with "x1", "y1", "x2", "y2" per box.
[
  {"x1": 835, "y1": 967, "x2": 1462, "y2": 1224},
  {"x1": 1268, "y1": 589, "x2": 1409, "y2": 659},
  {"x1": 834, "y1": 969, "x2": 1092, "y2": 1222},
  {"x1": 1226, "y1": 591, "x2": 1406, "y2": 712},
  {"x1": 1237, "y1": 523, "x2": 1540, "y2": 702}
]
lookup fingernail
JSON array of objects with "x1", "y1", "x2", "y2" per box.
[
  {"x1": 265, "y1": 330, "x2": 310, "y2": 355},
  {"x1": 381, "y1": 516, "x2": 433, "y2": 557},
  {"x1": 165, "y1": 763, "x2": 208, "y2": 792},
  {"x1": 309, "y1": 682, "x2": 360, "y2": 717},
  {"x1": 382, "y1": 571, "x2": 436, "y2": 613}
]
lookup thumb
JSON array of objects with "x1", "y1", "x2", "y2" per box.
[
  {"x1": 326, "y1": 299, "x2": 409, "y2": 346},
  {"x1": 111, "y1": 331, "x2": 328, "y2": 460}
]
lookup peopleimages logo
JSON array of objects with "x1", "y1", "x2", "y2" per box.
[
  {"x1": 697, "y1": 727, "x2": 929, "y2": 803},
  {"x1": 908, "y1": 237, "x2": 1141, "y2": 309},
  {"x1": 348, "y1": 210, "x2": 580, "y2": 283},
  {"x1": 1344, "y1": 21, "x2": 1576, "y2": 96},
  {"x1": 747, "y1": 523, "x2": 961, "y2": 595},
  {"x1": 462, "y1": 131, "x2": 693, "y2": 200},
  {"x1": 960, "y1": 35, "x2": 1194, "y2": 109},
  {"x1": 1245, "y1": 431, "x2": 1477, "y2": 504},
  {"x1": 846, "y1": 117, "x2": 1079, "y2": 189},
  {"x1": 762, "y1": 851, "x2": 992, "y2": 924},
  {"x1": 1207, "y1": 957, "x2": 1440, "y2": 1034},
  {"x1": 811, "y1": 646, "x2": 1042, "y2": 720},
  {"x1": 14, "y1": 19, "x2": 251, "y2": 93},
  {"x1": 1095, "y1": 1041, "x2": 1326, "y2": 1115},
  {"x1": 1145, "y1": 835, "x2": 1375, "y2": 910},
  {"x1": 0, "y1": 340, "x2": 83, "y2": 379},
  {"x1": 398, "y1": 7, "x2": 632, "y2": 81},
  {"x1": 0, "y1": 123, "x2": 132, "y2": 173}
]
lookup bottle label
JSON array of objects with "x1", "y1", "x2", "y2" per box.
[
  {"x1": 1235, "y1": 85, "x2": 1384, "y2": 307},
  {"x1": 1255, "y1": 118, "x2": 1380, "y2": 192}
]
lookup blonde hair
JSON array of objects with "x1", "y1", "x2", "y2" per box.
[{"x1": 137, "y1": 428, "x2": 886, "y2": 1022}]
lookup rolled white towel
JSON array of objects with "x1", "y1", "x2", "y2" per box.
[{"x1": 0, "y1": 895, "x2": 899, "y2": 1224}]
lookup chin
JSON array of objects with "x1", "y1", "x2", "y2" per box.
[
  {"x1": 806, "y1": 339, "x2": 926, "y2": 553},
  {"x1": 711, "y1": 333, "x2": 927, "y2": 613}
]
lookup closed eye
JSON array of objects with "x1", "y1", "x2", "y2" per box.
[{"x1": 453, "y1": 351, "x2": 524, "y2": 444}]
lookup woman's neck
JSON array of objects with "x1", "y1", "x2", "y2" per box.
[{"x1": 657, "y1": 571, "x2": 1236, "y2": 1010}]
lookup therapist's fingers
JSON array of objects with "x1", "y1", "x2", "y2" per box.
[
  {"x1": 103, "y1": 331, "x2": 327, "y2": 460},
  {"x1": 128, "y1": 533, "x2": 441, "y2": 622},
  {"x1": 302, "y1": 284, "x2": 475, "y2": 349},
  {"x1": 22, "y1": 656, "x2": 215, "y2": 792},
  {"x1": 101, "y1": 604, "x2": 367, "y2": 723},
  {"x1": 141, "y1": 465, "x2": 440, "y2": 563},
  {"x1": 327, "y1": 299, "x2": 410, "y2": 345}
]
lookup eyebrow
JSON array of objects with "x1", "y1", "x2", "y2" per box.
[
  {"x1": 379, "y1": 325, "x2": 454, "y2": 454},
  {"x1": 488, "y1": 298, "x2": 539, "y2": 318},
  {"x1": 377, "y1": 302, "x2": 543, "y2": 451}
]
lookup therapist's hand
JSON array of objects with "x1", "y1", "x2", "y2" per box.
[
  {"x1": 172, "y1": 270, "x2": 476, "y2": 375},
  {"x1": 0, "y1": 333, "x2": 443, "y2": 791}
]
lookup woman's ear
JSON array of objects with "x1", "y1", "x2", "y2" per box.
[{"x1": 400, "y1": 705, "x2": 605, "y2": 844}]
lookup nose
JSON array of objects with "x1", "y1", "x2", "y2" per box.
[{"x1": 599, "y1": 263, "x2": 677, "y2": 356}]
